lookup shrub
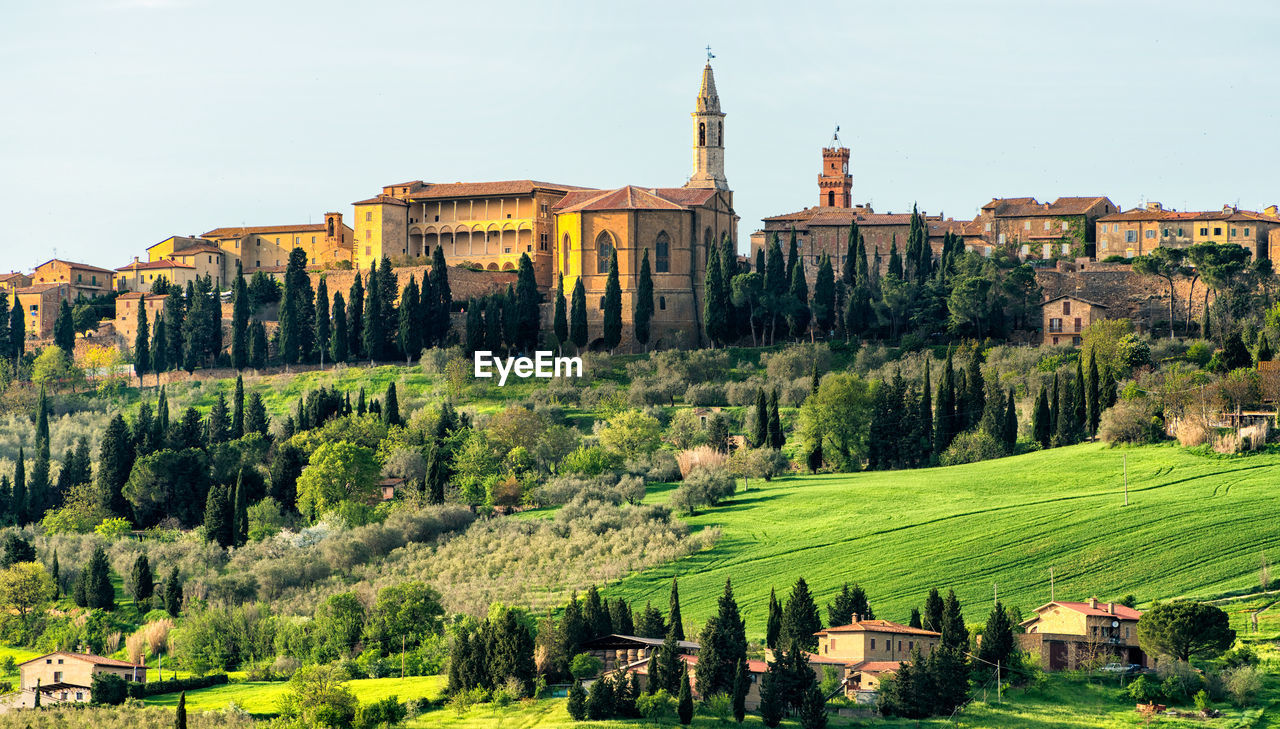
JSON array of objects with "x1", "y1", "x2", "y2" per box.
[
  {"x1": 670, "y1": 466, "x2": 736, "y2": 514},
  {"x1": 1175, "y1": 418, "x2": 1210, "y2": 447},
  {"x1": 559, "y1": 446, "x2": 621, "y2": 476},
  {"x1": 676, "y1": 446, "x2": 729, "y2": 479},
  {"x1": 1224, "y1": 665, "x2": 1261, "y2": 706},
  {"x1": 1125, "y1": 675, "x2": 1162, "y2": 703},
  {"x1": 1099, "y1": 399, "x2": 1164, "y2": 445},
  {"x1": 636, "y1": 689, "x2": 675, "y2": 723},
  {"x1": 624, "y1": 450, "x2": 680, "y2": 482},
  {"x1": 940, "y1": 430, "x2": 1006, "y2": 466},
  {"x1": 683, "y1": 383, "x2": 726, "y2": 406},
  {"x1": 729, "y1": 447, "x2": 789, "y2": 483}
]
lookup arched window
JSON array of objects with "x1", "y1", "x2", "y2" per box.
[
  {"x1": 596, "y1": 231, "x2": 614, "y2": 274},
  {"x1": 698, "y1": 122, "x2": 706, "y2": 146},
  {"x1": 327, "y1": 218, "x2": 335, "y2": 237},
  {"x1": 562, "y1": 233, "x2": 571, "y2": 274},
  {"x1": 659, "y1": 296, "x2": 666, "y2": 311},
  {"x1": 599, "y1": 296, "x2": 606, "y2": 309},
  {"x1": 827, "y1": 191, "x2": 835, "y2": 207},
  {"x1": 655, "y1": 231, "x2": 670, "y2": 273},
  {"x1": 718, "y1": 122, "x2": 723, "y2": 146}
]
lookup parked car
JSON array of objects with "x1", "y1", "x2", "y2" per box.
[{"x1": 1101, "y1": 663, "x2": 1143, "y2": 675}]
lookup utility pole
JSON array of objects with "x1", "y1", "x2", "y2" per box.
[
  {"x1": 1123, "y1": 454, "x2": 1129, "y2": 506},
  {"x1": 997, "y1": 660, "x2": 1002, "y2": 703},
  {"x1": 993, "y1": 583, "x2": 998, "y2": 607}
]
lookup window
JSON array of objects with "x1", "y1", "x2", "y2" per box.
[
  {"x1": 1144, "y1": 230, "x2": 1155, "y2": 239},
  {"x1": 1230, "y1": 227, "x2": 1237, "y2": 236},
  {"x1": 908, "y1": 641, "x2": 914, "y2": 650},
  {"x1": 1062, "y1": 221, "x2": 1069, "y2": 231},
  {"x1": 870, "y1": 639, "x2": 876, "y2": 649},
  {"x1": 54, "y1": 671, "x2": 62, "y2": 682},
  {"x1": 540, "y1": 203, "x2": 548, "y2": 216},
  {"x1": 1062, "y1": 301, "x2": 1071, "y2": 315},
  {"x1": 997, "y1": 233, "x2": 1006, "y2": 245},
  {"x1": 1073, "y1": 335, "x2": 1082, "y2": 346},
  {"x1": 1162, "y1": 228, "x2": 1169, "y2": 237},
  {"x1": 77, "y1": 273, "x2": 82, "y2": 282},
  {"x1": 655, "y1": 232, "x2": 671, "y2": 273},
  {"x1": 563, "y1": 234, "x2": 571, "y2": 272},
  {"x1": 659, "y1": 296, "x2": 666, "y2": 310},
  {"x1": 1049, "y1": 317, "x2": 1063, "y2": 333},
  {"x1": 364, "y1": 246, "x2": 371, "y2": 255},
  {"x1": 1044, "y1": 221, "x2": 1051, "y2": 230},
  {"x1": 275, "y1": 237, "x2": 280, "y2": 244},
  {"x1": 1245, "y1": 228, "x2": 1252, "y2": 237},
  {"x1": 1177, "y1": 227, "x2": 1184, "y2": 237},
  {"x1": 1024, "y1": 221, "x2": 1031, "y2": 231},
  {"x1": 698, "y1": 122, "x2": 706, "y2": 146},
  {"x1": 1074, "y1": 317, "x2": 1082, "y2": 331},
  {"x1": 365, "y1": 211, "x2": 373, "y2": 221},
  {"x1": 311, "y1": 235, "x2": 317, "y2": 244},
  {"x1": 1214, "y1": 227, "x2": 1222, "y2": 236},
  {"x1": 365, "y1": 230, "x2": 371, "y2": 240},
  {"x1": 596, "y1": 231, "x2": 615, "y2": 274},
  {"x1": 984, "y1": 222, "x2": 991, "y2": 232},
  {"x1": 294, "y1": 236, "x2": 300, "y2": 244},
  {"x1": 76, "y1": 692, "x2": 83, "y2": 701},
  {"x1": 1125, "y1": 230, "x2": 1137, "y2": 243},
  {"x1": 539, "y1": 233, "x2": 548, "y2": 251},
  {"x1": 1200, "y1": 227, "x2": 1209, "y2": 236},
  {"x1": 599, "y1": 296, "x2": 606, "y2": 309}
]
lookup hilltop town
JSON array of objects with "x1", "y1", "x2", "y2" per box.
[{"x1": 0, "y1": 59, "x2": 1277, "y2": 729}]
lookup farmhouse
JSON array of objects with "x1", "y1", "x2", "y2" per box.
[
  {"x1": 1018, "y1": 597, "x2": 1146, "y2": 671},
  {"x1": 12, "y1": 651, "x2": 145, "y2": 708},
  {"x1": 581, "y1": 633, "x2": 699, "y2": 673},
  {"x1": 811, "y1": 617, "x2": 942, "y2": 696},
  {"x1": 613, "y1": 653, "x2": 769, "y2": 710},
  {"x1": 1042, "y1": 294, "x2": 1109, "y2": 346}
]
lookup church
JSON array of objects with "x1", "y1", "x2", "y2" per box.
[
  {"x1": 353, "y1": 60, "x2": 739, "y2": 349},
  {"x1": 553, "y1": 61, "x2": 739, "y2": 349}
]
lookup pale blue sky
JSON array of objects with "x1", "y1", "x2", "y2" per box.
[{"x1": 2, "y1": 0, "x2": 1277, "y2": 271}]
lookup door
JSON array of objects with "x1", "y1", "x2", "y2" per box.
[{"x1": 1049, "y1": 641, "x2": 1068, "y2": 670}]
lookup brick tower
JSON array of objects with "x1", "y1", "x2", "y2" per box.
[
  {"x1": 686, "y1": 58, "x2": 729, "y2": 191},
  {"x1": 324, "y1": 211, "x2": 346, "y2": 246},
  {"x1": 818, "y1": 129, "x2": 852, "y2": 208}
]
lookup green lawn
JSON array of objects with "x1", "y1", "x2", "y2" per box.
[
  {"x1": 142, "y1": 675, "x2": 444, "y2": 716},
  {"x1": 606, "y1": 443, "x2": 1280, "y2": 639}
]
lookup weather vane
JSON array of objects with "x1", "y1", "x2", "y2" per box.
[{"x1": 706, "y1": 45, "x2": 715, "y2": 61}]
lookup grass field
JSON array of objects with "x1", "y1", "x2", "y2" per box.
[
  {"x1": 602, "y1": 442, "x2": 1280, "y2": 639},
  {"x1": 142, "y1": 675, "x2": 444, "y2": 715}
]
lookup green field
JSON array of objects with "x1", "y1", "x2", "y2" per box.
[
  {"x1": 142, "y1": 675, "x2": 444, "y2": 715},
  {"x1": 606, "y1": 443, "x2": 1280, "y2": 638}
]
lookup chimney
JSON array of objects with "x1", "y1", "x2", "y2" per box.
[
  {"x1": 1145, "y1": 201, "x2": 1163, "y2": 211},
  {"x1": 1265, "y1": 204, "x2": 1278, "y2": 217},
  {"x1": 1088, "y1": 597, "x2": 1098, "y2": 610},
  {"x1": 853, "y1": 613, "x2": 861, "y2": 623},
  {"x1": 1107, "y1": 602, "x2": 1116, "y2": 614}
]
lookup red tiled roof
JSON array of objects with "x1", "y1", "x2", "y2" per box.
[
  {"x1": 404, "y1": 180, "x2": 587, "y2": 200},
  {"x1": 0, "y1": 272, "x2": 29, "y2": 282},
  {"x1": 170, "y1": 243, "x2": 226, "y2": 256},
  {"x1": 116, "y1": 260, "x2": 195, "y2": 271},
  {"x1": 354, "y1": 194, "x2": 410, "y2": 207},
  {"x1": 19, "y1": 651, "x2": 143, "y2": 669},
  {"x1": 15, "y1": 283, "x2": 68, "y2": 294},
  {"x1": 34, "y1": 259, "x2": 114, "y2": 274},
  {"x1": 817, "y1": 619, "x2": 941, "y2": 637},
  {"x1": 203, "y1": 223, "x2": 328, "y2": 238},
  {"x1": 674, "y1": 654, "x2": 768, "y2": 673},
  {"x1": 1031, "y1": 600, "x2": 1142, "y2": 621},
  {"x1": 981, "y1": 196, "x2": 1113, "y2": 218},
  {"x1": 847, "y1": 660, "x2": 905, "y2": 674},
  {"x1": 554, "y1": 186, "x2": 700, "y2": 213}
]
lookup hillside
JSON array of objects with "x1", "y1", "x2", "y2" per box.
[{"x1": 606, "y1": 443, "x2": 1280, "y2": 638}]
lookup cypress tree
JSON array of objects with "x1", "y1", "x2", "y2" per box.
[
  {"x1": 315, "y1": 276, "x2": 331, "y2": 366},
  {"x1": 363, "y1": 270, "x2": 383, "y2": 361},
  {"x1": 231, "y1": 261, "x2": 249, "y2": 370},
  {"x1": 887, "y1": 236, "x2": 903, "y2": 279},
  {"x1": 759, "y1": 655, "x2": 784, "y2": 727},
  {"x1": 151, "y1": 314, "x2": 167, "y2": 376},
  {"x1": 54, "y1": 299, "x2": 75, "y2": 354},
  {"x1": 812, "y1": 253, "x2": 835, "y2": 335},
  {"x1": 483, "y1": 294, "x2": 503, "y2": 353},
  {"x1": 203, "y1": 485, "x2": 232, "y2": 548},
  {"x1": 766, "y1": 587, "x2": 782, "y2": 649},
  {"x1": 976, "y1": 601, "x2": 1016, "y2": 678},
  {"x1": 752, "y1": 389, "x2": 769, "y2": 448},
  {"x1": 694, "y1": 579, "x2": 747, "y2": 697},
  {"x1": 29, "y1": 444, "x2": 51, "y2": 524},
  {"x1": 602, "y1": 249, "x2": 622, "y2": 351},
  {"x1": 231, "y1": 375, "x2": 245, "y2": 439},
  {"x1": 164, "y1": 566, "x2": 183, "y2": 617},
  {"x1": 923, "y1": 588, "x2": 945, "y2": 633},
  {"x1": 933, "y1": 350, "x2": 956, "y2": 456},
  {"x1": 156, "y1": 387, "x2": 169, "y2": 447},
  {"x1": 1049, "y1": 372, "x2": 1060, "y2": 435},
  {"x1": 841, "y1": 222, "x2": 859, "y2": 286},
  {"x1": 84, "y1": 544, "x2": 114, "y2": 610},
  {"x1": 703, "y1": 246, "x2": 726, "y2": 346},
  {"x1": 12, "y1": 448, "x2": 26, "y2": 525},
  {"x1": 383, "y1": 382, "x2": 401, "y2": 427},
  {"x1": 788, "y1": 257, "x2": 810, "y2": 340},
  {"x1": 502, "y1": 284, "x2": 519, "y2": 351},
  {"x1": 247, "y1": 321, "x2": 267, "y2": 369},
  {"x1": 676, "y1": 674, "x2": 693, "y2": 725},
  {"x1": 764, "y1": 234, "x2": 787, "y2": 343},
  {"x1": 206, "y1": 393, "x2": 229, "y2": 445},
  {"x1": 97, "y1": 415, "x2": 133, "y2": 517},
  {"x1": 245, "y1": 391, "x2": 268, "y2": 436},
  {"x1": 569, "y1": 277, "x2": 588, "y2": 352},
  {"x1": 941, "y1": 589, "x2": 968, "y2": 651},
  {"x1": 1003, "y1": 388, "x2": 1018, "y2": 450},
  {"x1": 781, "y1": 577, "x2": 822, "y2": 651},
  {"x1": 0, "y1": 293, "x2": 8, "y2": 366},
  {"x1": 799, "y1": 683, "x2": 828, "y2": 729},
  {"x1": 176, "y1": 692, "x2": 187, "y2": 729},
  {"x1": 553, "y1": 275, "x2": 569, "y2": 352},
  {"x1": 635, "y1": 250, "x2": 654, "y2": 351},
  {"x1": 282, "y1": 265, "x2": 303, "y2": 366},
  {"x1": 133, "y1": 295, "x2": 150, "y2": 383},
  {"x1": 348, "y1": 272, "x2": 365, "y2": 359},
  {"x1": 1074, "y1": 356, "x2": 1087, "y2": 433},
  {"x1": 464, "y1": 299, "x2": 483, "y2": 355},
  {"x1": 232, "y1": 469, "x2": 248, "y2": 547},
  {"x1": 330, "y1": 292, "x2": 348, "y2": 363},
  {"x1": 49, "y1": 548, "x2": 59, "y2": 597},
  {"x1": 668, "y1": 577, "x2": 684, "y2": 641},
  {"x1": 129, "y1": 553, "x2": 153, "y2": 604},
  {"x1": 8, "y1": 301, "x2": 25, "y2": 364},
  {"x1": 1086, "y1": 349, "x2": 1101, "y2": 436},
  {"x1": 397, "y1": 276, "x2": 421, "y2": 363},
  {"x1": 1100, "y1": 362, "x2": 1118, "y2": 410},
  {"x1": 162, "y1": 288, "x2": 184, "y2": 371},
  {"x1": 515, "y1": 253, "x2": 541, "y2": 351},
  {"x1": 909, "y1": 608, "x2": 922, "y2": 629},
  {"x1": 732, "y1": 658, "x2": 748, "y2": 722},
  {"x1": 768, "y1": 389, "x2": 784, "y2": 449},
  {"x1": 429, "y1": 245, "x2": 453, "y2": 346},
  {"x1": 919, "y1": 359, "x2": 934, "y2": 459}
]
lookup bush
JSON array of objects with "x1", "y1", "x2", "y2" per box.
[
  {"x1": 559, "y1": 446, "x2": 622, "y2": 476},
  {"x1": 729, "y1": 447, "x2": 789, "y2": 483},
  {"x1": 90, "y1": 673, "x2": 129, "y2": 705},
  {"x1": 624, "y1": 450, "x2": 680, "y2": 482},
  {"x1": 1224, "y1": 665, "x2": 1261, "y2": 707},
  {"x1": 670, "y1": 466, "x2": 736, "y2": 514},
  {"x1": 1098, "y1": 399, "x2": 1163, "y2": 445},
  {"x1": 636, "y1": 689, "x2": 675, "y2": 723},
  {"x1": 676, "y1": 446, "x2": 729, "y2": 479},
  {"x1": 940, "y1": 430, "x2": 1006, "y2": 466},
  {"x1": 683, "y1": 383, "x2": 726, "y2": 406},
  {"x1": 1125, "y1": 675, "x2": 1162, "y2": 703}
]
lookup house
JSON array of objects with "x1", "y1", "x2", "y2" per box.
[
  {"x1": 581, "y1": 633, "x2": 699, "y2": 674},
  {"x1": 0, "y1": 272, "x2": 32, "y2": 294},
  {"x1": 114, "y1": 258, "x2": 197, "y2": 293},
  {"x1": 12, "y1": 283, "x2": 72, "y2": 340},
  {"x1": 13, "y1": 651, "x2": 145, "y2": 708},
  {"x1": 112, "y1": 292, "x2": 168, "y2": 349},
  {"x1": 379, "y1": 477, "x2": 406, "y2": 501},
  {"x1": 963, "y1": 196, "x2": 1118, "y2": 260},
  {"x1": 1018, "y1": 597, "x2": 1146, "y2": 671},
  {"x1": 1095, "y1": 203, "x2": 1280, "y2": 260},
  {"x1": 31, "y1": 259, "x2": 114, "y2": 299},
  {"x1": 615, "y1": 653, "x2": 769, "y2": 710},
  {"x1": 1042, "y1": 294, "x2": 1108, "y2": 346},
  {"x1": 811, "y1": 617, "x2": 942, "y2": 697},
  {"x1": 201, "y1": 215, "x2": 353, "y2": 276},
  {"x1": 1260, "y1": 360, "x2": 1280, "y2": 403}
]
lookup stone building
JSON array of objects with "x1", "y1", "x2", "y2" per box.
[
  {"x1": 811, "y1": 618, "x2": 941, "y2": 695},
  {"x1": 751, "y1": 136, "x2": 966, "y2": 279},
  {"x1": 12, "y1": 283, "x2": 72, "y2": 340},
  {"x1": 0, "y1": 272, "x2": 32, "y2": 294},
  {"x1": 1018, "y1": 597, "x2": 1146, "y2": 671},
  {"x1": 200, "y1": 214, "x2": 353, "y2": 277},
  {"x1": 114, "y1": 258, "x2": 197, "y2": 293},
  {"x1": 552, "y1": 61, "x2": 738, "y2": 349},
  {"x1": 13, "y1": 652, "x2": 145, "y2": 708},
  {"x1": 1096, "y1": 202, "x2": 1280, "y2": 260},
  {"x1": 352, "y1": 180, "x2": 585, "y2": 285},
  {"x1": 962, "y1": 196, "x2": 1117, "y2": 259},
  {"x1": 31, "y1": 259, "x2": 113, "y2": 299},
  {"x1": 1041, "y1": 294, "x2": 1109, "y2": 346},
  {"x1": 112, "y1": 292, "x2": 168, "y2": 348}
]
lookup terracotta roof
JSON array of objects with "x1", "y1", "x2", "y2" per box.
[
  {"x1": 169, "y1": 243, "x2": 226, "y2": 256},
  {"x1": 203, "y1": 223, "x2": 328, "y2": 238},
  {"x1": 817, "y1": 619, "x2": 941, "y2": 638},
  {"x1": 354, "y1": 194, "x2": 410, "y2": 207},
  {"x1": 116, "y1": 260, "x2": 195, "y2": 272},
  {"x1": 15, "y1": 283, "x2": 68, "y2": 294},
  {"x1": 1043, "y1": 293, "x2": 1108, "y2": 308},
  {"x1": 761, "y1": 206, "x2": 956, "y2": 230},
  {"x1": 554, "y1": 186, "x2": 703, "y2": 213},
  {"x1": 1026, "y1": 600, "x2": 1142, "y2": 622},
  {"x1": 846, "y1": 660, "x2": 905, "y2": 674},
  {"x1": 34, "y1": 259, "x2": 114, "y2": 274},
  {"x1": 19, "y1": 651, "x2": 143, "y2": 669},
  {"x1": 676, "y1": 654, "x2": 768, "y2": 673},
  {"x1": 0, "y1": 272, "x2": 29, "y2": 282},
  {"x1": 116, "y1": 292, "x2": 161, "y2": 300},
  {"x1": 581, "y1": 633, "x2": 700, "y2": 651},
  {"x1": 980, "y1": 196, "x2": 1113, "y2": 218},
  {"x1": 404, "y1": 180, "x2": 587, "y2": 200},
  {"x1": 146, "y1": 236, "x2": 212, "y2": 252}
]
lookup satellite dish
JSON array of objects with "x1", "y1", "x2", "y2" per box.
[{"x1": 1111, "y1": 620, "x2": 1120, "y2": 628}]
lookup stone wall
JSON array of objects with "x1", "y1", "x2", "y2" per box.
[{"x1": 1035, "y1": 263, "x2": 1210, "y2": 334}]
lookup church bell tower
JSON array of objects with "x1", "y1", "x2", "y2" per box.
[
  {"x1": 819, "y1": 128, "x2": 852, "y2": 208},
  {"x1": 686, "y1": 56, "x2": 728, "y2": 191}
]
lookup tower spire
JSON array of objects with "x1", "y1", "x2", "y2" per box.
[{"x1": 686, "y1": 58, "x2": 728, "y2": 191}]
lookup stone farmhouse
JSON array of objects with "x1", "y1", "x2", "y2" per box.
[
  {"x1": 1018, "y1": 597, "x2": 1146, "y2": 671},
  {"x1": 10, "y1": 651, "x2": 145, "y2": 708},
  {"x1": 810, "y1": 617, "x2": 942, "y2": 699}
]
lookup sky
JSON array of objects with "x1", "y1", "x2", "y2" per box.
[{"x1": 2, "y1": 0, "x2": 1278, "y2": 271}]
